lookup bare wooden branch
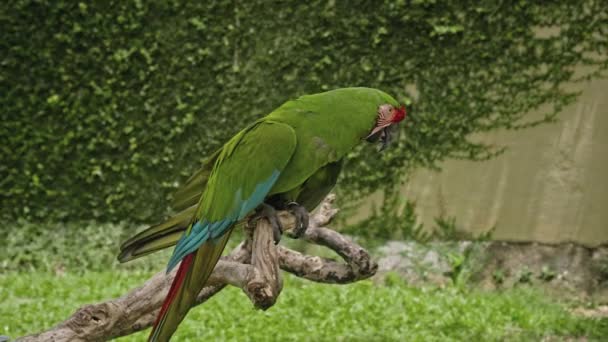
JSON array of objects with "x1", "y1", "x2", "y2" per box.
[
  {"x1": 277, "y1": 226, "x2": 378, "y2": 283},
  {"x1": 277, "y1": 194, "x2": 376, "y2": 283},
  {"x1": 246, "y1": 218, "x2": 283, "y2": 309},
  {"x1": 17, "y1": 195, "x2": 377, "y2": 342}
]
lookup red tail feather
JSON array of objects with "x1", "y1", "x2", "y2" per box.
[{"x1": 152, "y1": 253, "x2": 194, "y2": 332}]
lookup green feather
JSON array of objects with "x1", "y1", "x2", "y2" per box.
[{"x1": 294, "y1": 160, "x2": 343, "y2": 209}]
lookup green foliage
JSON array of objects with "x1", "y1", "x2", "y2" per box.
[
  {"x1": 434, "y1": 216, "x2": 461, "y2": 240},
  {"x1": 539, "y1": 265, "x2": 557, "y2": 282},
  {"x1": 518, "y1": 267, "x2": 534, "y2": 284},
  {"x1": 445, "y1": 250, "x2": 467, "y2": 286},
  {"x1": 342, "y1": 194, "x2": 430, "y2": 242},
  {"x1": 0, "y1": 220, "x2": 166, "y2": 273},
  {"x1": 0, "y1": 220, "x2": 249, "y2": 274},
  {"x1": 1, "y1": 222, "x2": 606, "y2": 339},
  {"x1": 2, "y1": 271, "x2": 606, "y2": 340},
  {"x1": 343, "y1": 193, "x2": 494, "y2": 242},
  {"x1": 382, "y1": 271, "x2": 409, "y2": 287},
  {"x1": 2, "y1": 1, "x2": 607, "y2": 222},
  {"x1": 441, "y1": 242, "x2": 491, "y2": 289},
  {"x1": 434, "y1": 215, "x2": 495, "y2": 241},
  {"x1": 493, "y1": 269, "x2": 506, "y2": 286}
]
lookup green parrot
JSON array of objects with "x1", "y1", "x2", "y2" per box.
[{"x1": 117, "y1": 87, "x2": 407, "y2": 341}]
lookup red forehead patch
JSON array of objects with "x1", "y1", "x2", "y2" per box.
[{"x1": 391, "y1": 105, "x2": 407, "y2": 123}]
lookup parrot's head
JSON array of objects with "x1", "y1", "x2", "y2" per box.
[{"x1": 365, "y1": 104, "x2": 407, "y2": 151}]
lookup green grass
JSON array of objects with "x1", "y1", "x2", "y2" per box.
[
  {"x1": 1, "y1": 221, "x2": 606, "y2": 340},
  {"x1": 1, "y1": 270, "x2": 606, "y2": 341}
]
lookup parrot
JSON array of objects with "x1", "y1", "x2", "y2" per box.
[{"x1": 117, "y1": 87, "x2": 407, "y2": 341}]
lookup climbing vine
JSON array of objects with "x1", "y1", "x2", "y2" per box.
[{"x1": 2, "y1": 0, "x2": 606, "y2": 222}]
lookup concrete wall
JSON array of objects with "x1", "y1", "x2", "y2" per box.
[{"x1": 400, "y1": 78, "x2": 608, "y2": 246}]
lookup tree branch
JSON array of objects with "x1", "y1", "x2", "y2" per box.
[{"x1": 17, "y1": 195, "x2": 377, "y2": 342}]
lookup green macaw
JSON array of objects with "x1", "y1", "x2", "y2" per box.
[{"x1": 117, "y1": 87, "x2": 407, "y2": 341}]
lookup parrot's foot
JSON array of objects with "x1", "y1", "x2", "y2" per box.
[
  {"x1": 286, "y1": 202, "x2": 309, "y2": 239},
  {"x1": 251, "y1": 203, "x2": 283, "y2": 244}
]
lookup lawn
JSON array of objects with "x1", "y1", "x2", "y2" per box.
[{"x1": 1, "y1": 270, "x2": 606, "y2": 341}]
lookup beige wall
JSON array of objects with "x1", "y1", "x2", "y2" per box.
[{"x1": 401, "y1": 78, "x2": 608, "y2": 247}]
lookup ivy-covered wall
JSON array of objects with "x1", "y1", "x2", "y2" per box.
[{"x1": 2, "y1": 0, "x2": 606, "y2": 223}]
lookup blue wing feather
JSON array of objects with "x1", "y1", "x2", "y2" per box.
[{"x1": 166, "y1": 170, "x2": 281, "y2": 272}]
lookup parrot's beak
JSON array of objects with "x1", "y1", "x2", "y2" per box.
[
  {"x1": 365, "y1": 128, "x2": 383, "y2": 144},
  {"x1": 367, "y1": 125, "x2": 397, "y2": 152},
  {"x1": 379, "y1": 126, "x2": 391, "y2": 151}
]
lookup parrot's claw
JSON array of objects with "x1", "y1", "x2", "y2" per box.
[
  {"x1": 251, "y1": 203, "x2": 283, "y2": 244},
  {"x1": 286, "y1": 202, "x2": 309, "y2": 239}
]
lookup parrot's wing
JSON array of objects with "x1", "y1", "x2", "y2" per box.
[
  {"x1": 171, "y1": 148, "x2": 222, "y2": 212},
  {"x1": 150, "y1": 120, "x2": 297, "y2": 341},
  {"x1": 166, "y1": 120, "x2": 296, "y2": 269}
]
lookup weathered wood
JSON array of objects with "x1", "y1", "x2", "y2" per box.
[
  {"x1": 17, "y1": 195, "x2": 377, "y2": 342},
  {"x1": 246, "y1": 218, "x2": 283, "y2": 309}
]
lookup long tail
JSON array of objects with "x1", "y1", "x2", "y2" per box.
[
  {"x1": 118, "y1": 206, "x2": 247, "y2": 263},
  {"x1": 149, "y1": 229, "x2": 233, "y2": 342},
  {"x1": 118, "y1": 206, "x2": 197, "y2": 262}
]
